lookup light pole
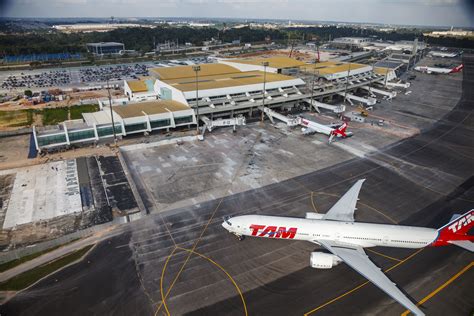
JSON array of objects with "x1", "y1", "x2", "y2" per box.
[
  {"x1": 310, "y1": 67, "x2": 318, "y2": 112},
  {"x1": 106, "y1": 78, "x2": 117, "y2": 145},
  {"x1": 343, "y1": 62, "x2": 352, "y2": 104},
  {"x1": 261, "y1": 61, "x2": 269, "y2": 121},
  {"x1": 193, "y1": 65, "x2": 201, "y2": 133}
]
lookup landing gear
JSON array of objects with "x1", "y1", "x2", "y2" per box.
[{"x1": 235, "y1": 234, "x2": 245, "y2": 241}]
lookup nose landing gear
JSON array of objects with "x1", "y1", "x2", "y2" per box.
[{"x1": 234, "y1": 233, "x2": 245, "y2": 241}]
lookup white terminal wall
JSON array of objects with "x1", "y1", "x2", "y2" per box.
[
  {"x1": 322, "y1": 66, "x2": 373, "y2": 80},
  {"x1": 181, "y1": 79, "x2": 306, "y2": 100},
  {"x1": 153, "y1": 80, "x2": 190, "y2": 105}
]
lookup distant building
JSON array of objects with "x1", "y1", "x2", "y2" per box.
[
  {"x1": 331, "y1": 37, "x2": 371, "y2": 49},
  {"x1": 424, "y1": 30, "x2": 473, "y2": 38},
  {"x1": 53, "y1": 23, "x2": 144, "y2": 33},
  {"x1": 86, "y1": 42, "x2": 125, "y2": 55}
]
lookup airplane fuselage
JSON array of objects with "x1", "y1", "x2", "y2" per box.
[{"x1": 223, "y1": 215, "x2": 438, "y2": 249}]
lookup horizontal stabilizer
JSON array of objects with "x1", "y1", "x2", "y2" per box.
[{"x1": 449, "y1": 240, "x2": 474, "y2": 252}]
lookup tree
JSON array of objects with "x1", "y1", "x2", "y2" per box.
[{"x1": 24, "y1": 90, "x2": 33, "y2": 97}]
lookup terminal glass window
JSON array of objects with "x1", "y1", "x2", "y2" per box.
[
  {"x1": 97, "y1": 125, "x2": 122, "y2": 137},
  {"x1": 174, "y1": 116, "x2": 193, "y2": 125},
  {"x1": 37, "y1": 133, "x2": 67, "y2": 146},
  {"x1": 68, "y1": 129, "x2": 95, "y2": 142},
  {"x1": 150, "y1": 119, "x2": 171, "y2": 129},
  {"x1": 125, "y1": 122, "x2": 147, "y2": 133}
]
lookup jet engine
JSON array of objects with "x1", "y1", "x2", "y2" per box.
[{"x1": 310, "y1": 252, "x2": 342, "y2": 269}]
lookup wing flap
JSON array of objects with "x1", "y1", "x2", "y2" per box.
[
  {"x1": 317, "y1": 240, "x2": 424, "y2": 316},
  {"x1": 323, "y1": 179, "x2": 365, "y2": 222}
]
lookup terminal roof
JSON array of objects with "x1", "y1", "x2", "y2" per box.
[
  {"x1": 162, "y1": 71, "x2": 299, "y2": 92},
  {"x1": 112, "y1": 100, "x2": 190, "y2": 118},
  {"x1": 226, "y1": 57, "x2": 306, "y2": 69},
  {"x1": 151, "y1": 64, "x2": 240, "y2": 80},
  {"x1": 126, "y1": 80, "x2": 148, "y2": 93},
  {"x1": 300, "y1": 61, "x2": 368, "y2": 75}
]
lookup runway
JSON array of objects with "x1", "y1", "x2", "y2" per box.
[{"x1": 1, "y1": 55, "x2": 473, "y2": 316}]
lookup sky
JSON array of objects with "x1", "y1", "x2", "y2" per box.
[{"x1": 1, "y1": 0, "x2": 473, "y2": 27}]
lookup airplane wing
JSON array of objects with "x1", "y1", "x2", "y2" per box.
[
  {"x1": 317, "y1": 240, "x2": 424, "y2": 316},
  {"x1": 322, "y1": 179, "x2": 365, "y2": 222}
]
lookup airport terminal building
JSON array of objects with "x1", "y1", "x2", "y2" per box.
[{"x1": 32, "y1": 57, "x2": 402, "y2": 152}]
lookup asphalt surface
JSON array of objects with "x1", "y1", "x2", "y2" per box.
[{"x1": 1, "y1": 55, "x2": 473, "y2": 316}]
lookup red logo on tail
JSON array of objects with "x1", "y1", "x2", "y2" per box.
[
  {"x1": 332, "y1": 122, "x2": 348, "y2": 138},
  {"x1": 450, "y1": 64, "x2": 464, "y2": 73},
  {"x1": 432, "y1": 209, "x2": 474, "y2": 247}
]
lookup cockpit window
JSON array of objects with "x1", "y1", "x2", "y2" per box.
[{"x1": 224, "y1": 216, "x2": 232, "y2": 226}]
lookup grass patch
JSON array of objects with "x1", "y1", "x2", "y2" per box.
[
  {"x1": 0, "y1": 244, "x2": 93, "y2": 291},
  {"x1": 69, "y1": 104, "x2": 99, "y2": 120},
  {"x1": 42, "y1": 107, "x2": 69, "y2": 126},
  {"x1": 0, "y1": 238, "x2": 81, "y2": 273},
  {"x1": 0, "y1": 110, "x2": 34, "y2": 128}
]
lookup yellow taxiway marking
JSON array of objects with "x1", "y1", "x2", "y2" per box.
[
  {"x1": 155, "y1": 198, "x2": 224, "y2": 316},
  {"x1": 176, "y1": 246, "x2": 248, "y2": 316},
  {"x1": 310, "y1": 192, "x2": 319, "y2": 213},
  {"x1": 159, "y1": 247, "x2": 177, "y2": 315},
  {"x1": 304, "y1": 248, "x2": 423, "y2": 316},
  {"x1": 366, "y1": 248, "x2": 402, "y2": 262},
  {"x1": 400, "y1": 261, "x2": 474, "y2": 316}
]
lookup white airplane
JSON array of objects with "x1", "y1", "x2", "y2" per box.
[
  {"x1": 299, "y1": 118, "x2": 353, "y2": 143},
  {"x1": 429, "y1": 51, "x2": 459, "y2": 58},
  {"x1": 222, "y1": 179, "x2": 474, "y2": 316},
  {"x1": 414, "y1": 64, "x2": 463, "y2": 74}
]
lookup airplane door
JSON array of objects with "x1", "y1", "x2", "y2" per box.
[{"x1": 383, "y1": 236, "x2": 389, "y2": 245}]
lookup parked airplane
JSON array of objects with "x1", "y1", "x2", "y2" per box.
[
  {"x1": 429, "y1": 51, "x2": 460, "y2": 58},
  {"x1": 222, "y1": 179, "x2": 473, "y2": 316},
  {"x1": 300, "y1": 118, "x2": 352, "y2": 143},
  {"x1": 414, "y1": 64, "x2": 463, "y2": 74}
]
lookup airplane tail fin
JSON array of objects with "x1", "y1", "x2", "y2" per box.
[
  {"x1": 332, "y1": 122, "x2": 348, "y2": 137},
  {"x1": 450, "y1": 64, "x2": 464, "y2": 73},
  {"x1": 432, "y1": 209, "x2": 474, "y2": 250}
]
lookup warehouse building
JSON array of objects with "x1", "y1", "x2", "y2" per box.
[{"x1": 330, "y1": 37, "x2": 372, "y2": 49}]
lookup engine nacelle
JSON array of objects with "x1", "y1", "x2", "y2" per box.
[{"x1": 310, "y1": 252, "x2": 342, "y2": 269}]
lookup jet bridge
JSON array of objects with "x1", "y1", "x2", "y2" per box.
[
  {"x1": 360, "y1": 86, "x2": 397, "y2": 99},
  {"x1": 262, "y1": 107, "x2": 299, "y2": 127},
  {"x1": 377, "y1": 81, "x2": 410, "y2": 89},
  {"x1": 305, "y1": 99, "x2": 346, "y2": 114},
  {"x1": 200, "y1": 115, "x2": 246, "y2": 139},
  {"x1": 338, "y1": 92, "x2": 377, "y2": 106}
]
